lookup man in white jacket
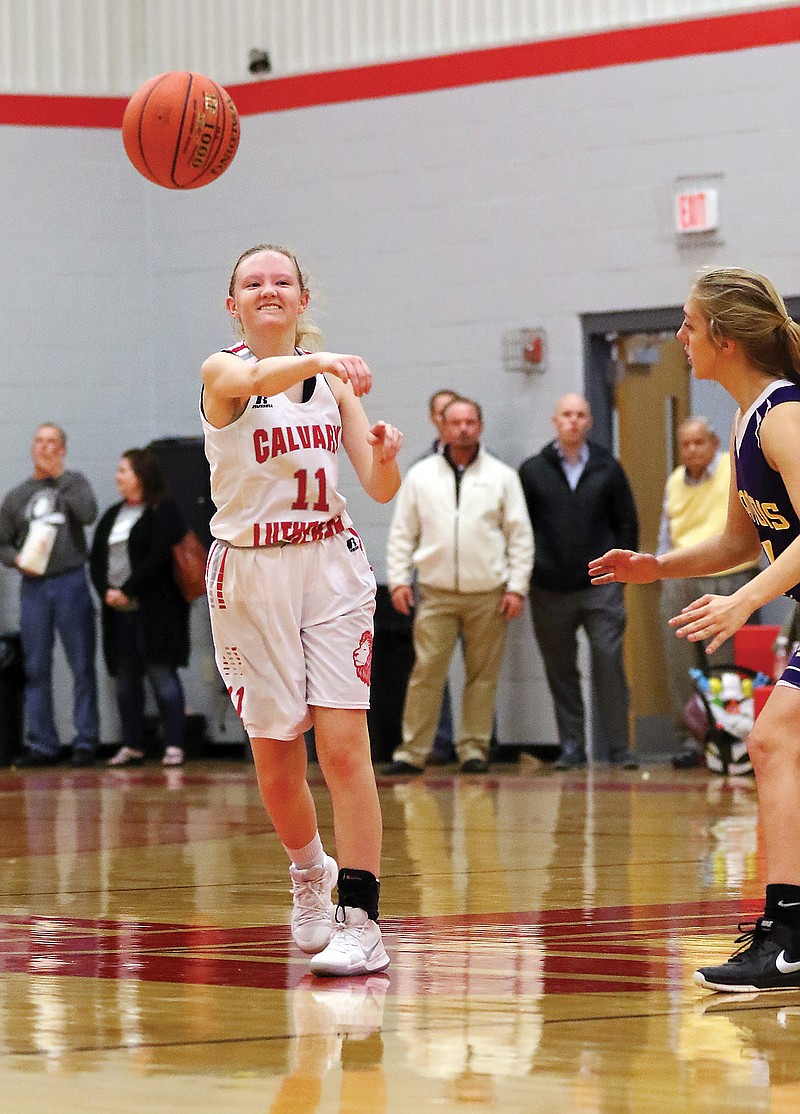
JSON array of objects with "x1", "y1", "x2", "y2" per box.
[{"x1": 383, "y1": 397, "x2": 534, "y2": 775}]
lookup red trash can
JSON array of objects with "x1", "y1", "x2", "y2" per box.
[{"x1": 753, "y1": 684, "x2": 775, "y2": 720}]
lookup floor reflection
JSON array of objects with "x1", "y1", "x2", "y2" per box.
[
  {"x1": 0, "y1": 761, "x2": 793, "y2": 1112},
  {"x1": 271, "y1": 977, "x2": 389, "y2": 1114}
]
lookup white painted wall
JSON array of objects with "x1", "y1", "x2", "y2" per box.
[
  {"x1": 1, "y1": 37, "x2": 798, "y2": 746},
  {"x1": 0, "y1": 0, "x2": 789, "y2": 93}
]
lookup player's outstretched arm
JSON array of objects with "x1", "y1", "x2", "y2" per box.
[
  {"x1": 588, "y1": 549, "x2": 661, "y2": 585},
  {"x1": 203, "y1": 350, "x2": 369, "y2": 403},
  {"x1": 333, "y1": 379, "x2": 402, "y2": 503},
  {"x1": 668, "y1": 590, "x2": 759, "y2": 655}
]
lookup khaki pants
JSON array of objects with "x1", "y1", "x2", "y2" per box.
[{"x1": 393, "y1": 585, "x2": 508, "y2": 767}]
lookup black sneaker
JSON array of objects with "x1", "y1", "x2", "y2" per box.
[
  {"x1": 13, "y1": 748, "x2": 62, "y2": 769},
  {"x1": 672, "y1": 746, "x2": 704, "y2": 770},
  {"x1": 459, "y1": 757, "x2": 488, "y2": 774},
  {"x1": 694, "y1": 918, "x2": 800, "y2": 992},
  {"x1": 610, "y1": 751, "x2": 639, "y2": 770},
  {"x1": 554, "y1": 748, "x2": 586, "y2": 771},
  {"x1": 380, "y1": 760, "x2": 424, "y2": 777},
  {"x1": 71, "y1": 749, "x2": 97, "y2": 768}
]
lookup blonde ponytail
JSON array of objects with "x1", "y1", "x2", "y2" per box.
[{"x1": 692, "y1": 268, "x2": 800, "y2": 387}]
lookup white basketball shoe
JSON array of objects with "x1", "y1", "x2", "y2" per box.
[
  {"x1": 289, "y1": 855, "x2": 338, "y2": 954},
  {"x1": 309, "y1": 906, "x2": 390, "y2": 977}
]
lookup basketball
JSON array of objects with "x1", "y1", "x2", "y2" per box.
[{"x1": 122, "y1": 71, "x2": 240, "y2": 189}]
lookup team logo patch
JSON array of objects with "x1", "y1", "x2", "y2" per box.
[
  {"x1": 346, "y1": 536, "x2": 360, "y2": 553},
  {"x1": 220, "y1": 646, "x2": 243, "y2": 676},
  {"x1": 353, "y1": 630, "x2": 373, "y2": 685}
]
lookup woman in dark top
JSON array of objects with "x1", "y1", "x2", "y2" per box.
[{"x1": 90, "y1": 449, "x2": 190, "y2": 767}]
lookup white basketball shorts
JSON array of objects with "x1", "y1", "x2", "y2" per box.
[{"x1": 206, "y1": 528, "x2": 376, "y2": 741}]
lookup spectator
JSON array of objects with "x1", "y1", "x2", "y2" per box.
[
  {"x1": 518, "y1": 393, "x2": 639, "y2": 769},
  {"x1": 0, "y1": 423, "x2": 99, "y2": 767},
  {"x1": 425, "y1": 389, "x2": 458, "y2": 458},
  {"x1": 90, "y1": 449, "x2": 190, "y2": 768},
  {"x1": 384, "y1": 397, "x2": 533, "y2": 776},
  {"x1": 421, "y1": 389, "x2": 458, "y2": 765},
  {"x1": 658, "y1": 417, "x2": 761, "y2": 768}
]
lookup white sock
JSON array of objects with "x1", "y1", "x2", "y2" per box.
[{"x1": 286, "y1": 832, "x2": 325, "y2": 871}]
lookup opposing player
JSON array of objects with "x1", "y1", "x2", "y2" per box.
[
  {"x1": 201, "y1": 244, "x2": 402, "y2": 976},
  {"x1": 589, "y1": 268, "x2": 800, "y2": 992}
]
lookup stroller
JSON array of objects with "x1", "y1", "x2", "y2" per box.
[{"x1": 684, "y1": 665, "x2": 771, "y2": 776}]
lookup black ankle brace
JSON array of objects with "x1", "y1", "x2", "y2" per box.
[{"x1": 337, "y1": 867, "x2": 380, "y2": 922}]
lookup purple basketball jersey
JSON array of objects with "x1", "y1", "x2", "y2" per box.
[{"x1": 734, "y1": 379, "x2": 800, "y2": 601}]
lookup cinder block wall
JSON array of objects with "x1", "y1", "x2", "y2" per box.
[{"x1": 1, "y1": 35, "x2": 798, "y2": 746}]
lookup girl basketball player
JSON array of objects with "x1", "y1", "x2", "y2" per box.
[
  {"x1": 201, "y1": 245, "x2": 402, "y2": 976},
  {"x1": 589, "y1": 268, "x2": 800, "y2": 993}
]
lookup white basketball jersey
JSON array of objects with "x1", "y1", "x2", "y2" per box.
[{"x1": 201, "y1": 343, "x2": 350, "y2": 547}]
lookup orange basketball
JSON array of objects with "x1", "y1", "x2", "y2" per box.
[{"x1": 122, "y1": 71, "x2": 240, "y2": 189}]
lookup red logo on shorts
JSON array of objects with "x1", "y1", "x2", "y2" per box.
[{"x1": 353, "y1": 630, "x2": 373, "y2": 685}]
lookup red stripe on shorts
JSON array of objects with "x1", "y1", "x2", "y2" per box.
[{"x1": 215, "y1": 545, "x2": 228, "y2": 610}]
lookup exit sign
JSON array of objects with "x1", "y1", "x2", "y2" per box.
[{"x1": 675, "y1": 188, "x2": 719, "y2": 233}]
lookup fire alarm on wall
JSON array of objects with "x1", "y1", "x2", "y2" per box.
[
  {"x1": 524, "y1": 335, "x2": 543, "y2": 365},
  {"x1": 503, "y1": 328, "x2": 547, "y2": 374}
]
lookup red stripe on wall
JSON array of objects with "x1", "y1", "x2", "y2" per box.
[
  {"x1": 0, "y1": 93, "x2": 127, "y2": 127},
  {"x1": 1, "y1": 7, "x2": 799, "y2": 128}
]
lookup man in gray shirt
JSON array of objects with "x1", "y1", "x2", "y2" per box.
[{"x1": 0, "y1": 424, "x2": 99, "y2": 766}]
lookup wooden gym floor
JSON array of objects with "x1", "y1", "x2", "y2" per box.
[{"x1": 0, "y1": 757, "x2": 795, "y2": 1114}]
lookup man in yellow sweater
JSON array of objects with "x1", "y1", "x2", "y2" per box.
[{"x1": 658, "y1": 417, "x2": 761, "y2": 768}]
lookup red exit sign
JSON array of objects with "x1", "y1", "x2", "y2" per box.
[{"x1": 675, "y1": 188, "x2": 719, "y2": 233}]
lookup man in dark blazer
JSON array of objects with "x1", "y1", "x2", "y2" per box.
[{"x1": 519, "y1": 394, "x2": 639, "y2": 769}]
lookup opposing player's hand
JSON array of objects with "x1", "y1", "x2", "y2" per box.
[
  {"x1": 669, "y1": 592, "x2": 754, "y2": 655},
  {"x1": 391, "y1": 585, "x2": 414, "y2": 615},
  {"x1": 588, "y1": 549, "x2": 660, "y2": 585},
  {"x1": 366, "y1": 421, "x2": 403, "y2": 464},
  {"x1": 318, "y1": 353, "x2": 372, "y2": 397}
]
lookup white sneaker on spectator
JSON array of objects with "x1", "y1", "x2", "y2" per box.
[
  {"x1": 162, "y1": 746, "x2": 184, "y2": 767},
  {"x1": 107, "y1": 746, "x2": 144, "y2": 767},
  {"x1": 310, "y1": 906, "x2": 390, "y2": 977},
  {"x1": 290, "y1": 855, "x2": 338, "y2": 954}
]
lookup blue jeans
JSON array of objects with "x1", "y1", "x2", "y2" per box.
[
  {"x1": 20, "y1": 566, "x2": 99, "y2": 756},
  {"x1": 111, "y1": 611, "x2": 185, "y2": 753}
]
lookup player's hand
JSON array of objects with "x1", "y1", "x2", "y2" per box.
[
  {"x1": 367, "y1": 421, "x2": 403, "y2": 464},
  {"x1": 318, "y1": 353, "x2": 372, "y2": 397},
  {"x1": 390, "y1": 585, "x2": 414, "y2": 615},
  {"x1": 499, "y1": 591, "x2": 524, "y2": 620},
  {"x1": 669, "y1": 592, "x2": 754, "y2": 655},
  {"x1": 588, "y1": 549, "x2": 660, "y2": 585}
]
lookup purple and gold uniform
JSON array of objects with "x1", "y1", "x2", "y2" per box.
[{"x1": 735, "y1": 378, "x2": 800, "y2": 686}]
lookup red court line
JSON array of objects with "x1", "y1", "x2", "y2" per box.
[
  {"x1": 0, "y1": 897, "x2": 757, "y2": 994},
  {"x1": 0, "y1": 7, "x2": 798, "y2": 128}
]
